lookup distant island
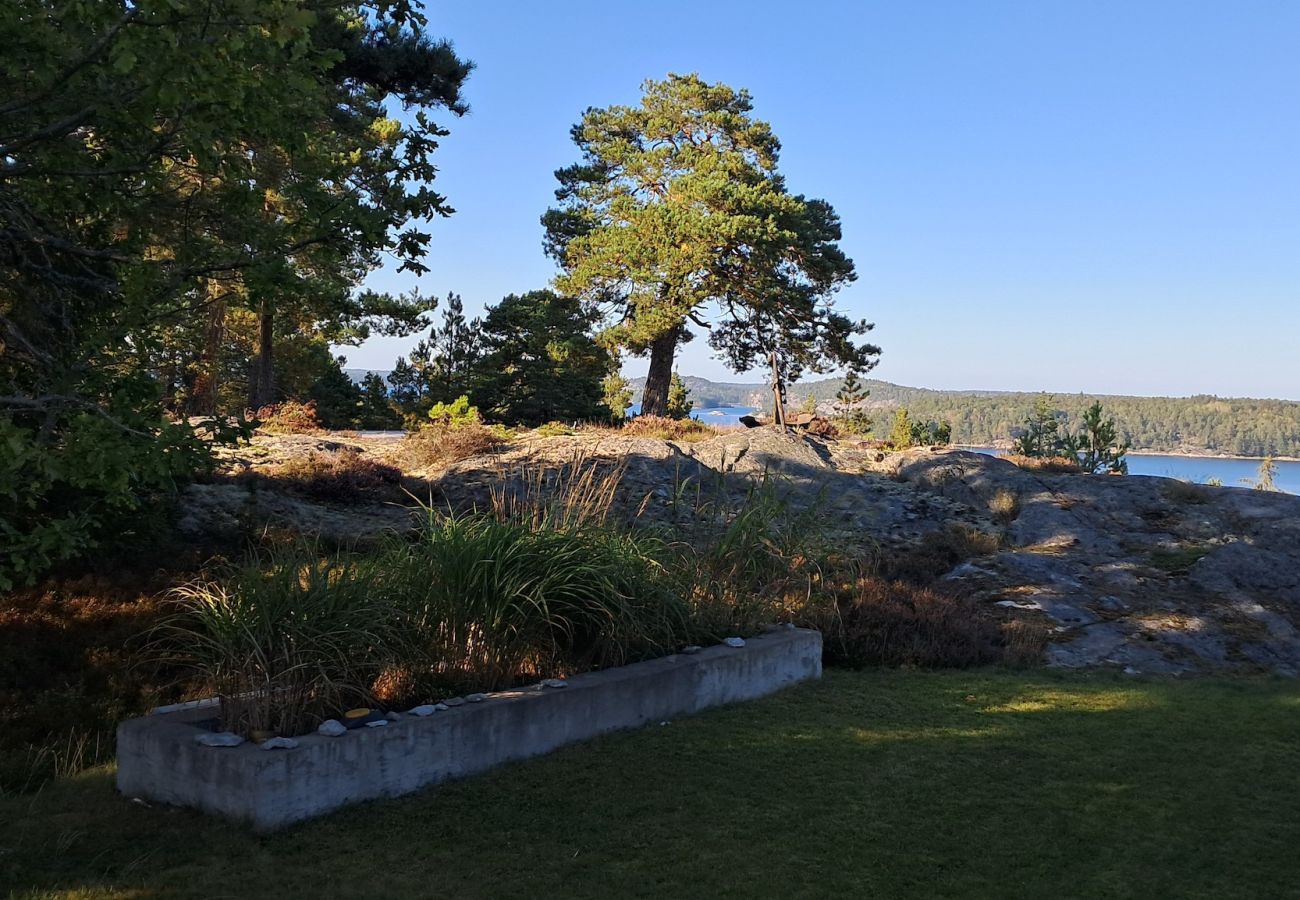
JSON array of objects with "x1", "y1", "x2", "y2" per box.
[
  {"x1": 634, "y1": 375, "x2": 1300, "y2": 459},
  {"x1": 345, "y1": 369, "x2": 1300, "y2": 458}
]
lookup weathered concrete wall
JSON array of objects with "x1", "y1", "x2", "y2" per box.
[{"x1": 117, "y1": 628, "x2": 822, "y2": 831}]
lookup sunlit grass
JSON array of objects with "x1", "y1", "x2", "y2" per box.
[{"x1": 3, "y1": 669, "x2": 1297, "y2": 899}]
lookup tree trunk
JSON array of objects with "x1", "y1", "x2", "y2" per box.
[
  {"x1": 195, "y1": 282, "x2": 224, "y2": 415},
  {"x1": 639, "y1": 330, "x2": 678, "y2": 418},
  {"x1": 768, "y1": 350, "x2": 787, "y2": 429},
  {"x1": 249, "y1": 300, "x2": 275, "y2": 410}
]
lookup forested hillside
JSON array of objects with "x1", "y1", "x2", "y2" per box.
[{"x1": 623, "y1": 375, "x2": 1300, "y2": 457}]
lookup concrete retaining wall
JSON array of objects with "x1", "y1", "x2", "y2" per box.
[{"x1": 116, "y1": 628, "x2": 822, "y2": 830}]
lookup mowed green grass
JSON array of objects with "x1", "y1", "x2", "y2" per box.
[{"x1": 3, "y1": 669, "x2": 1298, "y2": 899}]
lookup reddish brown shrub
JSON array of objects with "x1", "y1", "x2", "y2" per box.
[
  {"x1": 1003, "y1": 454, "x2": 1082, "y2": 474},
  {"x1": 255, "y1": 400, "x2": 322, "y2": 434},
  {"x1": 274, "y1": 449, "x2": 403, "y2": 501},
  {"x1": 396, "y1": 423, "x2": 508, "y2": 469},
  {"x1": 812, "y1": 577, "x2": 1003, "y2": 669}
]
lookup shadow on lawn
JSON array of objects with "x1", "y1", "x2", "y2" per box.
[{"x1": 5, "y1": 670, "x2": 1296, "y2": 900}]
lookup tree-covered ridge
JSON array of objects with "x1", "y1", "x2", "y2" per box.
[{"x1": 621, "y1": 376, "x2": 1300, "y2": 457}]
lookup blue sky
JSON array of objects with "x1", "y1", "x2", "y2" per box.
[{"x1": 348, "y1": 0, "x2": 1300, "y2": 399}]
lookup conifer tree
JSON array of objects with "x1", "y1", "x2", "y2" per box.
[
  {"x1": 602, "y1": 373, "x2": 634, "y2": 424},
  {"x1": 890, "y1": 409, "x2": 915, "y2": 449},
  {"x1": 543, "y1": 74, "x2": 876, "y2": 416},
  {"x1": 1070, "y1": 401, "x2": 1129, "y2": 474},
  {"x1": 834, "y1": 370, "x2": 872, "y2": 434},
  {"x1": 470, "y1": 290, "x2": 611, "y2": 426},
  {"x1": 1013, "y1": 394, "x2": 1065, "y2": 457},
  {"x1": 665, "y1": 372, "x2": 694, "y2": 420}
]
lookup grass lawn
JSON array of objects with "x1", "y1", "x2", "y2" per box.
[{"x1": 3, "y1": 669, "x2": 1298, "y2": 899}]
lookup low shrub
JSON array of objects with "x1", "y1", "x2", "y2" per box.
[
  {"x1": 880, "y1": 525, "x2": 1000, "y2": 584},
  {"x1": 1163, "y1": 480, "x2": 1210, "y2": 504},
  {"x1": 534, "y1": 421, "x2": 575, "y2": 437},
  {"x1": 989, "y1": 488, "x2": 1022, "y2": 525},
  {"x1": 810, "y1": 577, "x2": 1003, "y2": 669},
  {"x1": 254, "y1": 400, "x2": 323, "y2": 434},
  {"x1": 426, "y1": 395, "x2": 482, "y2": 429},
  {"x1": 272, "y1": 449, "x2": 404, "y2": 501},
  {"x1": 1003, "y1": 454, "x2": 1082, "y2": 474},
  {"x1": 620, "y1": 415, "x2": 720, "y2": 442},
  {"x1": 397, "y1": 422, "x2": 508, "y2": 469}
]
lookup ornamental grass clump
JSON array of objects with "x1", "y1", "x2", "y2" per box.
[
  {"x1": 377, "y1": 507, "x2": 686, "y2": 700},
  {"x1": 671, "y1": 473, "x2": 839, "y2": 640},
  {"x1": 161, "y1": 549, "x2": 397, "y2": 738}
]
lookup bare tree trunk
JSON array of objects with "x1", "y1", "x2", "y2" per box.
[
  {"x1": 249, "y1": 299, "x2": 275, "y2": 410},
  {"x1": 769, "y1": 350, "x2": 787, "y2": 429},
  {"x1": 194, "y1": 281, "x2": 224, "y2": 415},
  {"x1": 640, "y1": 330, "x2": 678, "y2": 417}
]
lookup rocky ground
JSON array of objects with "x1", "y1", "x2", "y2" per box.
[{"x1": 186, "y1": 426, "x2": 1300, "y2": 676}]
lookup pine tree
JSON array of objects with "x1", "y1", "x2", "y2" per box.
[
  {"x1": 469, "y1": 290, "x2": 611, "y2": 426},
  {"x1": 834, "y1": 371, "x2": 871, "y2": 434},
  {"x1": 1256, "y1": 457, "x2": 1279, "y2": 491},
  {"x1": 358, "y1": 372, "x2": 400, "y2": 430},
  {"x1": 1013, "y1": 394, "x2": 1064, "y2": 457},
  {"x1": 890, "y1": 409, "x2": 915, "y2": 449},
  {"x1": 543, "y1": 74, "x2": 874, "y2": 416},
  {"x1": 665, "y1": 372, "x2": 694, "y2": 420},
  {"x1": 602, "y1": 373, "x2": 634, "y2": 424},
  {"x1": 1071, "y1": 401, "x2": 1129, "y2": 474}
]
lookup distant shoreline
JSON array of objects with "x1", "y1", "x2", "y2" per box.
[{"x1": 955, "y1": 445, "x2": 1300, "y2": 463}]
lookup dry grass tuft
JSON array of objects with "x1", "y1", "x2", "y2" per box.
[
  {"x1": 809, "y1": 576, "x2": 1005, "y2": 669},
  {"x1": 271, "y1": 449, "x2": 404, "y2": 501},
  {"x1": 1003, "y1": 454, "x2": 1082, "y2": 474},
  {"x1": 881, "y1": 525, "x2": 1001, "y2": 584},
  {"x1": 989, "y1": 488, "x2": 1022, "y2": 525},
  {"x1": 617, "y1": 415, "x2": 724, "y2": 442},
  {"x1": 1163, "y1": 479, "x2": 1210, "y2": 504},
  {"x1": 396, "y1": 423, "x2": 508, "y2": 469},
  {"x1": 254, "y1": 400, "x2": 323, "y2": 434},
  {"x1": 487, "y1": 452, "x2": 627, "y2": 530}
]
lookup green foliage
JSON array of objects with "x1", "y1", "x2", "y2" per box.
[
  {"x1": 384, "y1": 511, "x2": 686, "y2": 695},
  {"x1": 665, "y1": 372, "x2": 695, "y2": 420},
  {"x1": 1013, "y1": 394, "x2": 1066, "y2": 457},
  {"x1": 602, "y1": 373, "x2": 635, "y2": 423},
  {"x1": 388, "y1": 293, "x2": 482, "y2": 418},
  {"x1": 1015, "y1": 398, "x2": 1127, "y2": 474},
  {"x1": 889, "y1": 409, "x2": 915, "y2": 449},
  {"x1": 307, "y1": 357, "x2": 366, "y2": 430},
  {"x1": 535, "y1": 421, "x2": 576, "y2": 437},
  {"x1": 426, "y1": 395, "x2": 482, "y2": 429},
  {"x1": 881, "y1": 408, "x2": 950, "y2": 447},
  {"x1": 358, "y1": 372, "x2": 402, "y2": 430},
  {"x1": 1068, "y1": 401, "x2": 1130, "y2": 474},
  {"x1": 164, "y1": 549, "x2": 397, "y2": 737},
  {"x1": 1, "y1": 0, "x2": 472, "y2": 582},
  {"x1": 471, "y1": 290, "x2": 613, "y2": 426},
  {"x1": 911, "y1": 418, "x2": 952, "y2": 446},
  {"x1": 0, "y1": 412, "x2": 239, "y2": 590},
  {"x1": 1255, "y1": 457, "x2": 1279, "y2": 491},
  {"x1": 543, "y1": 73, "x2": 876, "y2": 415},
  {"x1": 834, "y1": 370, "x2": 872, "y2": 434}
]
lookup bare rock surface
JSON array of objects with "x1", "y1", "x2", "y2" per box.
[{"x1": 181, "y1": 427, "x2": 1300, "y2": 675}]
